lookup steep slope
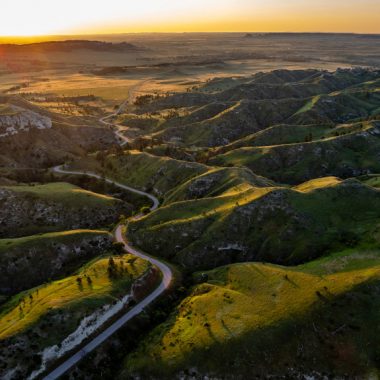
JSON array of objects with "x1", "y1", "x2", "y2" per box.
[
  {"x1": 128, "y1": 178, "x2": 380, "y2": 270},
  {"x1": 69, "y1": 151, "x2": 208, "y2": 198},
  {"x1": 211, "y1": 122, "x2": 380, "y2": 184},
  {"x1": 153, "y1": 98, "x2": 305, "y2": 146},
  {"x1": 127, "y1": 68, "x2": 380, "y2": 148},
  {"x1": 0, "y1": 253, "x2": 149, "y2": 379},
  {"x1": 0, "y1": 182, "x2": 131, "y2": 237},
  {"x1": 0, "y1": 96, "x2": 116, "y2": 168},
  {"x1": 164, "y1": 166, "x2": 273, "y2": 204},
  {"x1": 289, "y1": 89, "x2": 380, "y2": 125},
  {"x1": 215, "y1": 120, "x2": 370, "y2": 153},
  {"x1": 123, "y1": 249, "x2": 380, "y2": 379},
  {"x1": 215, "y1": 68, "x2": 380, "y2": 102},
  {"x1": 0, "y1": 230, "x2": 112, "y2": 298}
]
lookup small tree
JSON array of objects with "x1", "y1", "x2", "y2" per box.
[
  {"x1": 108, "y1": 256, "x2": 118, "y2": 278},
  {"x1": 140, "y1": 206, "x2": 151, "y2": 215}
]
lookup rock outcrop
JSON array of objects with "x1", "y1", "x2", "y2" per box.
[{"x1": 0, "y1": 105, "x2": 52, "y2": 138}]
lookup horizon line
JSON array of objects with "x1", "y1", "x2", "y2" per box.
[{"x1": 1, "y1": 31, "x2": 380, "y2": 39}]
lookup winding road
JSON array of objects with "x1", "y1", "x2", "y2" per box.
[
  {"x1": 99, "y1": 100, "x2": 130, "y2": 146},
  {"x1": 43, "y1": 165, "x2": 171, "y2": 380},
  {"x1": 99, "y1": 79, "x2": 148, "y2": 145}
]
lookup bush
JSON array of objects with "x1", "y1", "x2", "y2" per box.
[{"x1": 140, "y1": 206, "x2": 151, "y2": 215}]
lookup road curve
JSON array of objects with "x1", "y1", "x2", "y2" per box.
[
  {"x1": 43, "y1": 166, "x2": 170, "y2": 380},
  {"x1": 52, "y1": 165, "x2": 159, "y2": 210},
  {"x1": 99, "y1": 99, "x2": 130, "y2": 146},
  {"x1": 99, "y1": 80, "x2": 148, "y2": 146}
]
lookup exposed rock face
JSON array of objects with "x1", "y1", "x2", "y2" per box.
[{"x1": 0, "y1": 105, "x2": 52, "y2": 138}]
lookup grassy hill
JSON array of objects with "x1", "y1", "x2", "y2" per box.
[
  {"x1": 128, "y1": 177, "x2": 380, "y2": 270},
  {"x1": 289, "y1": 89, "x2": 380, "y2": 125},
  {"x1": 164, "y1": 166, "x2": 273, "y2": 205},
  {"x1": 214, "y1": 68, "x2": 380, "y2": 102},
  {"x1": 150, "y1": 98, "x2": 306, "y2": 147},
  {"x1": 0, "y1": 230, "x2": 112, "y2": 298},
  {"x1": 213, "y1": 123, "x2": 330, "y2": 152},
  {"x1": 0, "y1": 253, "x2": 149, "y2": 378},
  {"x1": 0, "y1": 254, "x2": 148, "y2": 339},
  {"x1": 0, "y1": 182, "x2": 131, "y2": 237},
  {"x1": 1, "y1": 67, "x2": 377, "y2": 378},
  {"x1": 360, "y1": 174, "x2": 380, "y2": 189},
  {"x1": 0, "y1": 96, "x2": 116, "y2": 169},
  {"x1": 210, "y1": 121, "x2": 380, "y2": 184},
  {"x1": 122, "y1": 249, "x2": 380, "y2": 379},
  {"x1": 69, "y1": 151, "x2": 208, "y2": 198},
  {"x1": 127, "y1": 68, "x2": 380, "y2": 148},
  {"x1": 211, "y1": 119, "x2": 372, "y2": 155}
]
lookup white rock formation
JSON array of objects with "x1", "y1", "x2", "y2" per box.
[
  {"x1": 28, "y1": 294, "x2": 132, "y2": 379},
  {"x1": 0, "y1": 105, "x2": 52, "y2": 138}
]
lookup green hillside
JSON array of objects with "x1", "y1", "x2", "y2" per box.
[
  {"x1": 0, "y1": 182, "x2": 131, "y2": 237},
  {"x1": 0, "y1": 230, "x2": 112, "y2": 298},
  {"x1": 210, "y1": 122, "x2": 380, "y2": 184},
  {"x1": 128, "y1": 177, "x2": 380, "y2": 270},
  {"x1": 128, "y1": 68, "x2": 380, "y2": 149},
  {"x1": 70, "y1": 151, "x2": 208, "y2": 198},
  {"x1": 2, "y1": 67, "x2": 380, "y2": 379},
  {"x1": 164, "y1": 166, "x2": 273, "y2": 204},
  {"x1": 122, "y1": 249, "x2": 380, "y2": 379},
  {"x1": 0, "y1": 254, "x2": 150, "y2": 377},
  {"x1": 151, "y1": 98, "x2": 306, "y2": 147}
]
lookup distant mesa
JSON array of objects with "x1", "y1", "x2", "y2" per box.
[
  {"x1": 0, "y1": 40, "x2": 141, "y2": 53},
  {"x1": 243, "y1": 33, "x2": 266, "y2": 38}
]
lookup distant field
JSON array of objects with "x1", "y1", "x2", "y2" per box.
[
  {"x1": 56, "y1": 85, "x2": 131, "y2": 100},
  {"x1": 18, "y1": 74, "x2": 139, "y2": 100}
]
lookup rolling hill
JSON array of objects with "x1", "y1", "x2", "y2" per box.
[
  {"x1": 0, "y1": 96, "x2": 117, "y2": 168},
  {"x1": 0, "y1": 253, "x2": 149, "y2": 379},
  {"x1": 0, "y1": 182, "x2": 131, "y2": 237},
  {"x1": 210, "y1": 121, "x2": 380, "y2": 184},
  {"x1": 128, "y1": 177, "x2": 380, "y2": 270},
  {"x1": 123, "y1": 249, "x2": 380, "y2": 379},
  {"x1": 0, "y1": 230, "x2": 112, "y2": 298},
  {"x1": 126, "y1": 67, "x2": 380, "y2": 148}
]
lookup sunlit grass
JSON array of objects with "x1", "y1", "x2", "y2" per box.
[
  {"x1": 0, "y1": 229, "x2": 109, "y2": 251},
  {"x1": 4, "y1": 182, "x2": 118, "y2": 206},
  {"x1": 0, "y1": 254, "x2": 148, "y2": 339},
  {"x1": 127, "y1": 250, "x2": 380, "y2": 371},
  {"x1": 293, "y1": 176, "x2": 342, "y2": 192}
]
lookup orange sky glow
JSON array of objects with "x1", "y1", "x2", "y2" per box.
[{"x1": 0, "y1": 0, "x2": 379, "y2": 39}]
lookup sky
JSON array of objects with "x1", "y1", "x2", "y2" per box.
[{"x1": 0, "y1": 0, "x2": 379, "y2": 37}]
